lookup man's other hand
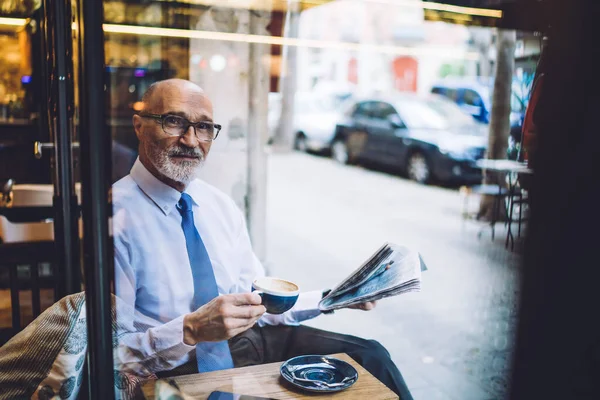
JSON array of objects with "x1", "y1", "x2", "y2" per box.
[
  {"x1": 183, "y1": 293, "x2": 266, "y2": 345},
  {"x1": 347, "y1": 301, "x2": 377, "y2": 311}
]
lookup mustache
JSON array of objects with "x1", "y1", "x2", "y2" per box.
[{"x1": 167, "y1": 146, "x2": 204, "y2": 159}]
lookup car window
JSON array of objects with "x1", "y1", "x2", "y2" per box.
[
  {"x1": 396, "y1": 99, "x2": 448, "y2": 129},
  {"x1": 432, "y1": 87, "x2": 460, "y2": 103},
  {"x1": 395, "y1": 97, "x2": 480, "y2": 132},
  {"x1": 446, "y1": 88, "x2": 459, "y2": 102},
  {"x1": 352, "y1": 101, "x2": 373, "y2": 118},
  {"x1": 370, "y1": 102, "x2": 398, "y2": 120},
  {"x1": 463, "y1": 90, "x2": 483, "y2": 107},
  {"x1": 427, "y1": 97, "x2": 482, "y2": 129}
]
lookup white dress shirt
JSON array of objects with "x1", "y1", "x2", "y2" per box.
[{"x1": 112, "y1": 159, "x2": 322, "y2": 375}]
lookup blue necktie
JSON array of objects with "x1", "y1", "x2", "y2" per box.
[{"x1": 177, "y1": 193, "x2": 234, "y2": 372}]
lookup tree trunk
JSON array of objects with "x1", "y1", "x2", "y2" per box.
[
  {"x1": 478, "y1": 29, "x2": 516, "y2": 220},
  {"x1": 271, "y1": 9, "x2": 300, "y2": 152}
]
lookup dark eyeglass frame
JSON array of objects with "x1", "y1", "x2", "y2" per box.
[{"x1": 139, "y1": 113, "x2": 222, "y2": 141}]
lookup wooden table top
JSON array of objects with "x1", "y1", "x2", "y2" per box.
[{"x1": 142, "y1": 353, "x2": 398, "y2": 400}]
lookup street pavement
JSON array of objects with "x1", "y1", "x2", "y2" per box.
[{"x1": 265, "y1": 152, "x2": 522, "y2": 400}]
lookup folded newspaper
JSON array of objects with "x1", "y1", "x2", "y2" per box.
[{"x1": 319, "y1": 243, "x2": 427, "y2": 311}]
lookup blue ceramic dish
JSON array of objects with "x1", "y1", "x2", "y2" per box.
[
  {"x1": 280, "y1": 355, "x2": 358, "y2": 393},
  {"x1": 252, "y1": 277, "x2": 299, "y2": 314}
]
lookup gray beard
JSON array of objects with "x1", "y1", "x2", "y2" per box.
[{"x1": 146, "y1": 142, "x2": 204, "y2": 184}]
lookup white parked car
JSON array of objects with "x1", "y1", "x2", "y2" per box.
[{"x1": 268, "y1": 91, "x2": 352, "y2": 153}]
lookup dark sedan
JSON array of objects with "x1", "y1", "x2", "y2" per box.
[{"x1": 331, "y1": 94, "x2": 488, "y2": 184}]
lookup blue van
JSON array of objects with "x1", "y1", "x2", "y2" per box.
[{"x1": 431, "y1": 78, "x2": 529, "y2": 142}]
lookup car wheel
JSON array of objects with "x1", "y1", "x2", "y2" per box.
[
  {"x1": 406, "y1": 151, "x2": 431, "y2": 184},
  {"x1": 331, "y1": 140, "x2": 349, "y2": 164},
  {"x1": 294, "y1": 134, "x2": 308, "y2": 152}
]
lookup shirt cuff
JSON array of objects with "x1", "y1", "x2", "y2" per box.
[
  {"x1": 294, "y1": 290, "x2": 323, "y2": 313},
  {"x1": 115, "y1": 314, "x2": 196, "y2": 375},
  {"x1": 142, "y1": 314, "x2": 196, "y2": 371},
  {"x1": 151, "y1": 314, "x2": 196, "y2": 354}
]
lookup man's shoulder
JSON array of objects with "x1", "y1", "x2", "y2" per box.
[
  {"x1": 112, "y1": 175, "x2": 147, "y2": 220},
  {"x1": 113, "y1": 174, "x2": 136, "y2": 191},
  {"x1": 112, "y1": 175, "x2": 140, "y2": 205}
]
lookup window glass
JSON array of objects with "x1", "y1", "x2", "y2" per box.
[
  {"x1": 353, "y1": 101, "x2": 373, "y2": 118},
  {"x1": 396, "y1": 97, "x2": 479, "y2": 132},
  {"x1": 371, "y1": 102, "x2": 398, "y2": 120},
  {"x1": 0, "y1": 2, "x2": 538, "y2": 399},
  {"x1": 464, "y1": 89, "x2": 483, "y2": 107},
  {"x1": 446, "y1": 88, "x2": 460, "y2": 102}
]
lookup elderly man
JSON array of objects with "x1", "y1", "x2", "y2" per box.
[{"x1": 112, "y1": 79, "x2": 412, "y2": 399}]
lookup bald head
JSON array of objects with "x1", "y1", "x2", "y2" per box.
[{"x1": 140, "y1": 79, "x2": 209, "y2": 115}]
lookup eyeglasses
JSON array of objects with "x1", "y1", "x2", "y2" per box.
[{"x1": 139, "y1": 113, "x2": 222, "y2": 141}]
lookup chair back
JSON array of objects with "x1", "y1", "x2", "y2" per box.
[
  {"x1": 11, "y1": 184, "x2": 54, "y2": 207},
  {"x1": 0, "y1": 216, "x2": 54, "y2": 243},
  {"x1": 0, "y1": 241, "x2": 57, "y2": 345},
  {"x1": 0, "y1": 185, "x2": 81, "y2": 344}
]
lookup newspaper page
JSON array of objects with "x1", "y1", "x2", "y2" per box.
[{"x1": 319, "y1": 243, "x2": 424, "y2": 311}]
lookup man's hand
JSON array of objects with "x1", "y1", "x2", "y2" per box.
[
  {"x1": 347, "y1": 301, "x2": 377, "y2": 311},
  {"x1": 182, "y1": 293, "x2": 266, "y2": 345}
]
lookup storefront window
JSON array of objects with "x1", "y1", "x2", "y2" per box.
[{"x1": 1, "y1": 1, "x2": 543, "y2": 399}]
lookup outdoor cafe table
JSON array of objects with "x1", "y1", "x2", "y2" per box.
[
  {"x1": 474, "y1": 159, "x2": 533, "y2": 200},
  {"x1": 141, "y1": 353, "x2": 398, "y2": 399},
  {"x1": 474, "y1": 159, "x2": 534, "y2": 248},
  {"x1": 475, "y1": 159, "x2": 533, "y2": 176}
]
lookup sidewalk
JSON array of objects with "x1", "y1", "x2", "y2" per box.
[{"x1": 265, "y1": 152, "x2": 521, "y2": 400}]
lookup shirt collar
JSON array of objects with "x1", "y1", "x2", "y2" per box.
[
  {"x1": 130, "y1": 159, "x2": 184, "y2": 216},
  {"x1": 185, "y1": 179, "x2": 203, "y2": 209}
]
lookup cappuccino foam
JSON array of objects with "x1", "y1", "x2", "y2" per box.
[{"x1": 255, "y1": 277, "x2": 298, "y2": 293}]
